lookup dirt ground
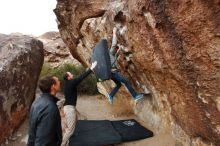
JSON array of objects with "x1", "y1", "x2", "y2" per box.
[{"x1": 5, "y1": 94, "x2": 175, "y2": 146}]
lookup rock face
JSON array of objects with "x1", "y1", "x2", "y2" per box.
[
  {"x1": 54, "y1": 0, "x2": 220, "y2": 145},
  {"x1": 0, "y1": 34, "x2": 44, "y2": 144},
  {"x1": 38, "y1": 31, "x2": 79, "y2": 67}
]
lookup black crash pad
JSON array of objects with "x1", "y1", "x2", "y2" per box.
[
  {"x1": 91, "y1": 39, "x2": 112, "y2": 81},
  {"x1": 69, "y1": 119, "x2": 153, "y2": 146},
  {"x1": 111, "y1": 119, "x2": 153, "y2": 142}
]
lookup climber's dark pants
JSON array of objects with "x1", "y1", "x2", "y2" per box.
[{"x1": 109, "y1": 71, "x2": 137, "y2": 98}]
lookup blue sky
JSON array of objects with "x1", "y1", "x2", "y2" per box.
[{"x1": 0, "y1": 0, "x2": 58, "y2": 36}]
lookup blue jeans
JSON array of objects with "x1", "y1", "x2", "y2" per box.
[{"x1": 109, "y1": 71, "x2": 137, "y2": 98}]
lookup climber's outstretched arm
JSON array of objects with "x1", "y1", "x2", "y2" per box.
[{"x1": 110, "y1": 27, "x2": 118, "y2": 55}]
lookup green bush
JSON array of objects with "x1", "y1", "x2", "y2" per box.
[{"x1": 40, "y1": 63, "x2": 98, "y2": 95}]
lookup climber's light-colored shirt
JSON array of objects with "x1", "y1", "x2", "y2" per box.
[{"x1": 109, "y1": 33, "x2": 119, "y2": 69}]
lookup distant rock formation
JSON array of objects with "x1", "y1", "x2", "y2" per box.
[
  {"x1": 0, "y1": 34, "x2": 44, "y2": 144},
  {"x1": 38, "y1": 31, "x2": 79, "y2": 67},
  {"x1": 54, "y1": 0, "x2": 220, "y2": 146}
]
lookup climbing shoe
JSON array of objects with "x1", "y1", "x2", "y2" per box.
[
  {"x1": 134, "y1": 93, "x2": 144, "y2": 102},
  {"x1": 107, "y1": 94, "x2": 113, "y2": 104}
]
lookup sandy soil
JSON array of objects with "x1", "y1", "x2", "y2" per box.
[{"x1": 5, "y1": 94, "x2": 175, "y2": 146}]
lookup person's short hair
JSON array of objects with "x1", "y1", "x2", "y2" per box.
[
  {"x1": 38, "y1": 76, "x2": 56, "y2": 93},
  {"x1": 63, "y1": 72, "x2": 69, "y2": 80}
]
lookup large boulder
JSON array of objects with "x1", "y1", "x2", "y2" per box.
[
  {"x1": 54, "y1": 0, "x2": 220, "y2": 145},
  {"x1": 0, "y1": 34, "x2": 44, "y2": 144},
  {"x1": 38, "y1": 31, "x2": 79, "y2": 68}
]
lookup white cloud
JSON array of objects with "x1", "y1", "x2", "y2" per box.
[{"x1": 0, "y1": 0, "x2": 58, "y2": 36}]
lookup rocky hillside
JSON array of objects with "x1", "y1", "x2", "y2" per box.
[
  {"x1": 38, "y1": 31, "x2": 79, "y2": 67},
  {"x1": 54, "y1": 0, "x2": 220, "y2": 146},
  {"x1": 0, "y1": 34, "x2": 44, "y2": 144}
]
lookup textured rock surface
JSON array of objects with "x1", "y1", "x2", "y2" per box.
[
  {"x1": 38, "y1": 31, "x2": 79, "y2": 67},
  {"x1": 0, "y1": 34, "x2": 44, "y2": 144},
  {"x1": 54, "y1": 0, "x2": 220, "y2": 145}
]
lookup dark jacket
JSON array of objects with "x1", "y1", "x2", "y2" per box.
[
  {"x1": 64, "y1": 68, "x2": 92, "y2": 106},
  {"x1": 27, "y1": 93, "x2": 62, "y2": 146}
]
